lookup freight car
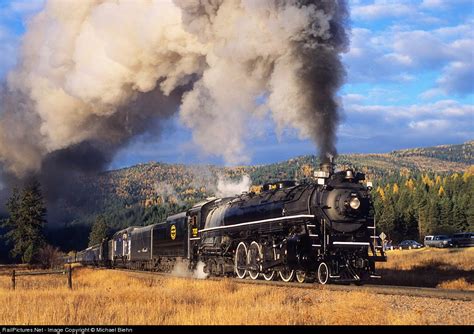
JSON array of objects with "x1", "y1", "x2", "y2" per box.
[{"x1": 71, "y1": 161, "x2": 386, "y2": 285}]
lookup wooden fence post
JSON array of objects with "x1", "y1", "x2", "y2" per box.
[
  {"x1": 11, "y1": 270, "x2": 15, "y2": 290},
  {"x1": 68, "y1": 265, "x2": 72, "y2": 290}
]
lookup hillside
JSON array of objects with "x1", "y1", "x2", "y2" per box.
[
  {"x1": 40, "y1": 140, "x2": 473, "y2": 250},
  {"x1": 98, "y1": 140, "x2": 473, "y2": 202},
  {"x1": 70, "y1": 141, "x2": 472, "y2": 219}
]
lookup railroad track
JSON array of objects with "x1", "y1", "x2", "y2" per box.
[{"x1": 108, "y1": 268, "x2": 474, "y2": 301}]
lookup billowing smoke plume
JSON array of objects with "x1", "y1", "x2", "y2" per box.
[
  {"x1": 0, "y1": 0, "x2": 349, "y2": 203},
  {"x1": 177, "y1": 0, "x2": 349, "y2": 164}
]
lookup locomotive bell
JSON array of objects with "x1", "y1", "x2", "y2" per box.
[{"x1": 345, "y1": 169, "x2": 354, "y2": 179}]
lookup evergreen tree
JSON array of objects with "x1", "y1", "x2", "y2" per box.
[
  {"x1": 370, "y1": 168, "x2": 473, "y2": 241},
  {"x1": 452, "y1": 203, "x2": 467, "y2": 232},
  {"x1": 439, "y1": 196, "x2": 454, "y2": 234},
  {"x1": 89, "y1": 215, "x2": 109, "y2": 246},
  {"x1": 3, "y1": 181, "x2": 47, "y2": 263}
]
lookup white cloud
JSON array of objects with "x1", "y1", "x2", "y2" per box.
[
  {"x1": 419, "y1": 88, "x2": 444, "y2": 100},
  {"x1": 343, "y1": 93, "x2": 366, "y2": 104},
  {"x1": 347, "y1": 99, "x2": 473, "y2": 119},
  {"x1": 421, "y1": 0, "x2": 473, "y2": 10},
  {"x1": 434, "y1": 22, "x2": 474, "y2": 40},
  {"x1": 420, "y1": 0, "x2": 447, "y2": 9},
  {"x1": 340, "y1": 99, "x2": 473, "y2": 151},
  {"x1": 390, "y1": 30, "x2": 451, "y2": 68},
  {"x1": 344, "y1": 16, "x2": 474, "y2": 96},
  {"x1": 408, "y1": 119, "x2": 450, "y2": 130},
  {"x1": 350, "y1": 0, "x2": 443, "y2": 24},
  {"x1": 351, "y1": 1, "x2": 413, "y2": 20},
  {"x1": 437, "y1": 61, "x2": 474, "y2": 95}
]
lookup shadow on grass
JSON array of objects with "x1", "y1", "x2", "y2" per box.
[{"x1": 373, "y1": 260, "x2": 474, "y2": 288}]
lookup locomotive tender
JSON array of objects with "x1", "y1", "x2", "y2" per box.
[{"x1": 69, "y1": 162, "x2": 386, "y2": 285}]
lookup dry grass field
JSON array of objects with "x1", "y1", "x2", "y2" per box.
[
  {"x1": 379, "y1": 247, "x2": 474, "y2": 290},
  {"x1": 0, "y1": 248, "x2": 472, "y2": 325}
]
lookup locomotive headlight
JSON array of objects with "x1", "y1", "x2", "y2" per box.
[{"x1": 349, "y1": 197, "x2": 361, "y2": 210}]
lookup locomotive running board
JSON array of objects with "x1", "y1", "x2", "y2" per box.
[
  {"x1": 332, "y1": 241, "x2": 370, "y2": 247},
  {"x1": 198, "y1": 214, "x2": 315, "y2": 233}
]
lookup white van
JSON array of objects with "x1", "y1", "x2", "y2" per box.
[{"x1": 424, "y1": 235, "x2": 435, "y2": 247}]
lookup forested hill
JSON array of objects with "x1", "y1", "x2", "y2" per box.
[
  {"x1": 390, "y1": 141, "x2": 473, "y2": 163},
  {"x1": 43, "y1": 141, "x2": 473, "y2": 250}
]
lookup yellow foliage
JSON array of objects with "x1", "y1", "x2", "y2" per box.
[
  {"x1": 405, "y1": 179, "x2": 415, "y2": 191},
  {"x1": 250, "y1": 185, "x2": 262, "y2": 194},
  {"x1": 377, "y1": 187, "x2": 386, "y2": 201},
  {"x1": 301, "y1": 164, "x2": 314, "y2": 178},
  {"x1": 465, "y1": 165, "x2": 474, "y2": 176},
  {"x1": 422, "y1": 174, "x2": 434, "y2": 187},
  {"x1": 392, "y1": 183, "x2": 399, "y2": 194},
  {"x1": 438, "y1": 185, "x2": 445, "y2": 196},
  {"x1": 463, "y1": 166, "x2": 474, "y2": 182}
]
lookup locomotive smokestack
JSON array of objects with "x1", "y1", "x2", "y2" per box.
[
  {"x1": 320, "y1": 155, "x2": 334, "y2": 175},
  {"x1": 320, "y1": 162, "x2": 334, "y2": 175}
]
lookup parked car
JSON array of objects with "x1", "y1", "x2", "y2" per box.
[
  {"x1": 451, "y1": 232, "x2": 474, "y2": 248},
  {"x1": 431, "y1": 235, "x2": 452, "y2": 248},
  {"x1": 424, "y1": 235, "x2": 435, "y2": 247},
  {"x1": 397, "y1": 240, "x2": 423, "y2": 250}
]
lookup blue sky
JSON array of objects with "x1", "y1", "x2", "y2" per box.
[{"x1": 0, "y1": 0, "x2": 473, "y2": 169}]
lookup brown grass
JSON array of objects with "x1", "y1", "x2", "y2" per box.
[
  {"x1": 0, "y1": 267, "x2": 472, "y2": 325},
  {"x1": 437, "y1": 278, "x2": 472, "y2": 290},
  {"x1": 378, "y1": 247, "x2": 474, "y2": 289}
]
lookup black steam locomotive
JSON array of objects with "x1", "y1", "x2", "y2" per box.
[{"x1": 69, "y1": 162, "x2": 386, "y2": 285}]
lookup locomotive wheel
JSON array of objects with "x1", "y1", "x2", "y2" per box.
[
  {"x1": 262, "y1": 243, "x2": 276, "y2": 281},
  {"x1": 278, "y1": 268, "x2": 295, "y2": 282},
  {"x1": 248, "y1": 241, "x2": 262, "y2": 280},
  {"x1": 317, "y1": 262, "x2": 330, "y2": 285},
  {"x1": 235, "y1": 242, "x2": 248, "y2": 279},
  {"x1": 209, "y1": 260, "x2": 218, "y2": 276},
  {"x1": 295, "y1": 270, "x2": 311, "y2": 283},
  {"x1": 262, "y1": 271, "x2": 276, "y2": 281}
]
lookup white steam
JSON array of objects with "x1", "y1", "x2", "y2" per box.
[
  {"x1": 171, "y1": 258, "x2": 208, "y2": 280},
  {"x1": 216, "y1": 174, "x2": 251, "y2": 197},
  {"x1": 0, "y1": 0, "x2": 348, "y2": 177},
  {"x1": 154, "y1": 181, "x2": 182, "y2": 205}
]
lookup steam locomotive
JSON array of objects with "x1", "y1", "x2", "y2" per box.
[{"x1": 69, "y1": 162, "x2": 386, "y2": 285}]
